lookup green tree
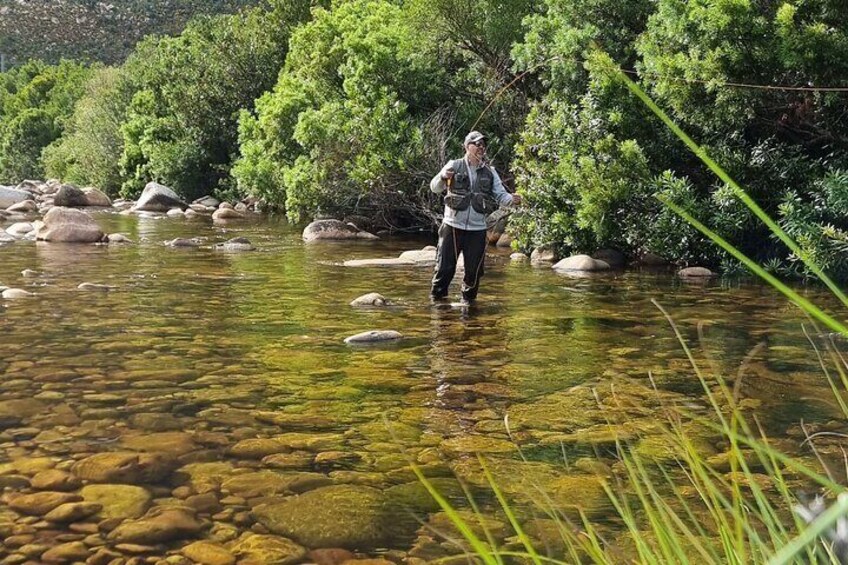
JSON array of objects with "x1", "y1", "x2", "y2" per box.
[
  {"x1": 234, "y1": 0, "x2": 453, "y2": 226},
  {"x1": 42, "y1": 66, "x2": 131, "y2": 193},
  {"x1": 0, "y1": 59, "x2": 93, "y2": 183},
  {"x1": 509, "y1": 0, "x2": 663, "y2": 257},
  {"x1": 115, "y1": 3, "x2": 312, "y2": 200}
]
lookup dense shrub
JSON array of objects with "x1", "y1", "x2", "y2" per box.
[
  {"x1": 509, "y1": 0, "x2": 848, "y2": 276},
  {"x1": 0, "y1": 59, "x2": 93, "y2": 183},
  {"x1": 42, "y1": 66, "x2": 131, "y2": 193},
  {"x1": 509, "y1": 0, "x2": 662, "y2": 258},
  {"x1": 113, "y1": 5, "x2": 311, "y2": 200},
  {"x1": 235, "y1": 0, "x2": 454, "y2": 225}
]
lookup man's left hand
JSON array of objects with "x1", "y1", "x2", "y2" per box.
[{"x1": 511, "y1": 193, "x2": 523, "y2": 205}]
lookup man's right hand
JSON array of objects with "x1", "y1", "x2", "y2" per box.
[{"x1": 441, "y1": 167, "x2": 455, "y2": 181}]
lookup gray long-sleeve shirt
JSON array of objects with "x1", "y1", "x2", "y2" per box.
[{"x1": 430, "y1": 157, "x2": 515, "y2": 231}]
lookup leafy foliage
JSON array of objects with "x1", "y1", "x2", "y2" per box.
[
  {"x1": 234, "y1": 0, "x2": 455, "y2": 225},
  {"x1": 114, "y1": 6, "x2": 312, "y2": 200},
  {"x1": 42, "y1": 66, "x2": 132, "y2": 192},
  {"x1": 0, "y1": 59, "x2": 93, "y2": 183},
  {"x1": 510, "y1": 0, "x2": 848, "y2": 275}
]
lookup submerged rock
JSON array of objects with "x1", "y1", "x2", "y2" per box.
[
  {"x1": 253, "y1": 485, "x2": 403, "y2": 549},
  {"x1": 108, "y1": 506, "x2": 203, "y2": 544},
  {"x1": 165, "y1": 238, "x2": 202, "y2": 248},
  {"x1": 229, "y1": 533, "x2": 306, "y2": 565},
  {"x1": 343, "y1": 330, "x2": 402, "y2": 344},
  {"x1": 214, "y1": 237, "x2": 254, "y2": 251},
  {"x1": 5, "y1": 491, "x2": 82, "y2": 516},
  {"x1": 182, "y1": 540, "x2": 237, "y2": 565}
]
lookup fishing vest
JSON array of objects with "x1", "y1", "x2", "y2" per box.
[{"x1": 443, "y1": 159, "x2": 499, "y2": 216}]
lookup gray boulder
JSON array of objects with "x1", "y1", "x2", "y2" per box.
[
  {"x1": 83, "y1": 187, "x2": 112, "y2": 207},
  {"x1": 0, "y1": 186, "x2": 31, "y2": 209},
  {"x1": 593, "y1": 248, "x2": 626, "y2": 268},
  {"x1": 303, "y1": 219, "x2": 378, "y2": 242},
  {"x1": 530, "y1": 245, "x2": 557, "y2": 264},
  {"x1": 193, "y1": 195, "x2": 220, "y2": 208},
  {"x1": 6, "y1": 199, "x2": 37, "y2": 213},
  {"x1": 134, "y1": 182, "x2": 188, "y2": 212},
  {"x1": 212, "y1": 207, "x2": 245, "y2": 221},
  {"x1": 53, "y1": 184, "x2": 88, "y2": 207},
  {"x1": 36, "y1": 207, "x2": 104, "y2": 243}
]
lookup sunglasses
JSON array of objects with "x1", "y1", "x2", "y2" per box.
[{"x1": 471, "y1": 141, "x2": 487, "y2": 148}]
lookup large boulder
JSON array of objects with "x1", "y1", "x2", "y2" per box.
[
  {"x1": 6, "y1": 199, "x2": 38, "y2": 213},
  {"x1": 53, "y1": 184, "x2": 89, "y2": 207},
  {"x1": 134, "y1": 182, "x2": 188, "y2": 212},
  {"x1": 486, "y1": 208, "x2": 511, "y2": 244},
  {"x1": 83, "y1": 187, "x2": 112, "y2": 207},
  {"x1": 302, "y1": 219, "x2": 378, "y2": 242},
  {"x1": 36, "y1": 207, "x2": 104, "y2": 243},
  {"x1": 0, "y1": 186, "x2": 31, "y2": 209}
]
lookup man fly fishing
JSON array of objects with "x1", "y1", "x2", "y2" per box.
[{"x1": 429, "y1": 131, "x2": 522, "y2": 305}]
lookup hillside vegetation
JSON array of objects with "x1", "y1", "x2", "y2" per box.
[{"x1": 0, "y1": 0, "x2": 261, "y2": 65}]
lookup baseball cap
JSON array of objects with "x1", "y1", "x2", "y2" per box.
[{"x1": 464, "y1": 131, "x2": 487, "y2": 145}]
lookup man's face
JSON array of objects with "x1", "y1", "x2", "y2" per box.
[{"x1": 466, "y1": 139, "x2": 486, "y2": 160}]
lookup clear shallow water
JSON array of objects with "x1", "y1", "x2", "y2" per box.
[{"x1": 0, "y1": 211, "x2": 844, "y2": 559}]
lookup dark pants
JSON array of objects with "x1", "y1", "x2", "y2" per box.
[{"x1": 431, "y1": 223, "x2": 487, "y2": 301}]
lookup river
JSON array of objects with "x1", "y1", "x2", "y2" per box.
[{"x1": 0, "y1": 211, "x2": 843, "y2": 562}]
